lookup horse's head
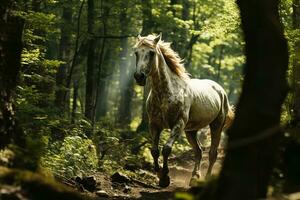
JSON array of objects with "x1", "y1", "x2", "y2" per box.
[{"x1": 133, "y1": 33, "x2": 161, "y2": 86}]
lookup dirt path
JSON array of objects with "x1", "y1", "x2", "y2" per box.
[
  {"x1": 89, "y1": 167, "x2": 190, "y2": 200},
  {"x1": 87, "y1": 152, "x2": 223, "y2": 200}
]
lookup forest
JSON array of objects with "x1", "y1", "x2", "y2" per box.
[{"x1": 0, "y1": 0, "x2": 300, "y2": 199}]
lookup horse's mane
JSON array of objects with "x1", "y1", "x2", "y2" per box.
[{"x1": 135, "y1": 34, "x2": 190, "y2": 79}]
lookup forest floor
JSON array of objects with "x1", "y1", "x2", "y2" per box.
[{"x1": 82, "y1": 151, "x2": 223, "y2": 200}]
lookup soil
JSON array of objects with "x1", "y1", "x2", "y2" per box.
[{"x1": 84, "y1": 151, "x2": 223, "y2": 200}]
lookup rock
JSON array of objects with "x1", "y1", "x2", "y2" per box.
[
  {"x1": 0, "y1": 185, "x2": 28, "y2": 200},
  {"x1": 111, "y1": 172, "x2": 130, "y2": 184},
  {"x1": 96, "y1": 190, "x2": 109, "y2": 198},
  {"x1": 124, "y1": 163, "x2": 139, "y2": 171},
  {"x1": 81, "y1": 176, "x2": 97, "y2": 192},
  {"x1": 74, "y1": 176, "x2": 82, "y2": 184},
  {"x1": 123, "y1": 185, "x2": 131, "y2": 193}
]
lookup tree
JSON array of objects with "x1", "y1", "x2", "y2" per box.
[
  {"x1": 95, "y1": 45, "x2": 113, "y2": 120},
  {"x1": 117, "y1": 2, "x2": 134, "y2": 127},
  {"x1": 0, "y1": 1, "x2": 25, "y2": 149},
  {"x1": 210, "y1": 0, "x2": 289, "y2": 199},
  {"x1": 55, "y1": 0, "x2": 73, "y2": 114},
  {"x1": 85, "y1": 0, "x2": 96, "y2": 122}
]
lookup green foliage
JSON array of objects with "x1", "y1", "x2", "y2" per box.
[{"x1": 42, "y1": 136, "x2": 98, "y2": 178}]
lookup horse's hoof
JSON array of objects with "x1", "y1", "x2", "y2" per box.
[{"x1": 159, "y1": 175, "x2": 170, "y2": 188}]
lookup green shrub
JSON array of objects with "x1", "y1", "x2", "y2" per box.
[{"x1": 42, "y1": 136, "x2": 98, "y2": 178}]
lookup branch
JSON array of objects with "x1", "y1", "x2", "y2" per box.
[{"x1": 65, "y1": 0, "x2": 85, "y2": 92}]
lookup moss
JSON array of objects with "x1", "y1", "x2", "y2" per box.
[{"x1": 0, "y1": 167, "x2": 89, "y2": 200}]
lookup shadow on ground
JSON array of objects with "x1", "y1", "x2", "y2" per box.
[{"x1": 137, "y1": 190, "x2": 174, "y2": 200}]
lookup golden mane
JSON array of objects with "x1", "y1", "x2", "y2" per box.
[{"x1": 135, "y1": 34, "x2": 190, "y2": 79}]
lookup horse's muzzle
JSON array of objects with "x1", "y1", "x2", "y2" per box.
[{"x1": 134, "y1": 72, "x2": 146, "y2": 86}]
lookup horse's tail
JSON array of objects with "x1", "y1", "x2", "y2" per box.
[{"x1": 224, "y1": 104, "x2": 235, "y2": 130}]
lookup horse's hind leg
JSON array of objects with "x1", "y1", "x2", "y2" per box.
[
  {"x1": 206, "y1": 114, "x2": 225, "y2": 178},
  {"x1": 186, "y1": 130, "x2": 203, "y2": 185}
]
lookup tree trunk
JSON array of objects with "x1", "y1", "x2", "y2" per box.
[
  {"x1": 182, "y1": 0, "x2": 190, "y2": 20},
  {"x1": 55, "y1": 1, "x2": 72, "y2": 114},
  {"x1": 95, "y1": 78, "x2": 108, "y2": 119},
  {"x1": 292, "y1": 0, "x2": 300, "y2": 125},
  {"x1": 95, "y1": 45, "x2": 112, "y2": 120},
  {"x1": 212, "y1": 0, "x2": 289, "y2": 199},
  {"x1": 117, "y1": 4, "x2": 134, "y2": 127},
  {"x1": 183, "y1": 1, "x2": 199, "y2": 70},
  {"x1": 85, "y1": 0, "x2": 96, "y2": 122},
  {"x1": 140, "y1": 0, "x2": 153, "y2": 35},
  {"x1": 0, "y1": 9, "x2": 24, "y2": 149},
  {"x1": 71, "y1": 81, "x2": 79, "y2": 123},
  {"x1": 184, "y1": 34, "x2": 199, "y2": 69}
]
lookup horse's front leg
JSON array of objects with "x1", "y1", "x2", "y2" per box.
[
  {"x1": 159, "y1": 119, "x2": 185, "y2": 187},
  {"x1": 149, "y1": 123, "x2": 162, "y2": 174}
]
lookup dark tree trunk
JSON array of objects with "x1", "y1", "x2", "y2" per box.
[
  {"x1": 117, "y1": 4, "x2": 134, "y2": 127},
  {"x1": 85, "y1": 0, "x2": 96, "y2": 122},
  {"x1": 95, "y1": 45, "x2": 112, "y2": 120},
  {"x1": 55, "y1": 1, "x2": 72, "y2": 114},
  {"x1": 182, "y1": 0, "x2": 190, "y2": 20},
  {"x1": 184, "y1": 34, "x2": 199, "y2": 69},
  {"x1": 71, "y1": 81, "x2": 79, "y2": 123},
  {"x1": 95, "y1": 78, "x2": 108, "y2": 119},
  {"x1": 0, "y1": 10, "x2": 25, "y2": 149},
  {"x1": 93, "y1": 1, "x2": 111, "y2": 125},
  {"x1": 292, "y1": 0, "x2": 300, "y2": 125},
  {"x1": 212, "y1": 0, "x2": 289, "y2": 199},
  {"x1": 183, "y1": 2, "x2": 199, "y2": 70},
  {"x1": 140, "y1": 0, "x2": 153, "y2": 36},
  {"x1": 93, "y1": 38, "x2": 106, "y2": 125}
]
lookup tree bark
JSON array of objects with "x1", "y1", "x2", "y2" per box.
[
  {"x1": 117, "y1": 3, "x2": 134, "y2": 127},
  {"x1": 140, "y1": 0, "x2": 153, "y2": 36},
  {"x1": 183, "y1": 1, "x2": 199, "y2": 70},
  {"x1": 95, "y1": 45, "x2": 112, "y2": 120},
  {"x1": 55, "y1": 1, "x2": 72, "y2": 114},
  {"x1": 71, "y1": 81, "x2": 79, "y2": 123},
  {"x1": 182, "y1": 0, "x2": 190, "y2": 20},
  {"x1": 85, "y1": 0, "x2": 96, "y2": 121},
  {"x1": 0, "y1": 4, "x2": 24, "y2": 149},
  {"x1": 213, "y1": 0, "x2": 289, "y2": 199}
]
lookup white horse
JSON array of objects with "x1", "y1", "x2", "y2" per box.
[{"x1": 133, "y1": 34, "x2": 234, "y2": 187}]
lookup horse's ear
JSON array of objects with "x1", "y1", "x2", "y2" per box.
[
  {"x1": 138, "y1": 34, "x2": 142, "y2": 40},
  {"x1": 154, "y1": 33, "x2": 162, "y2": 44}
]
